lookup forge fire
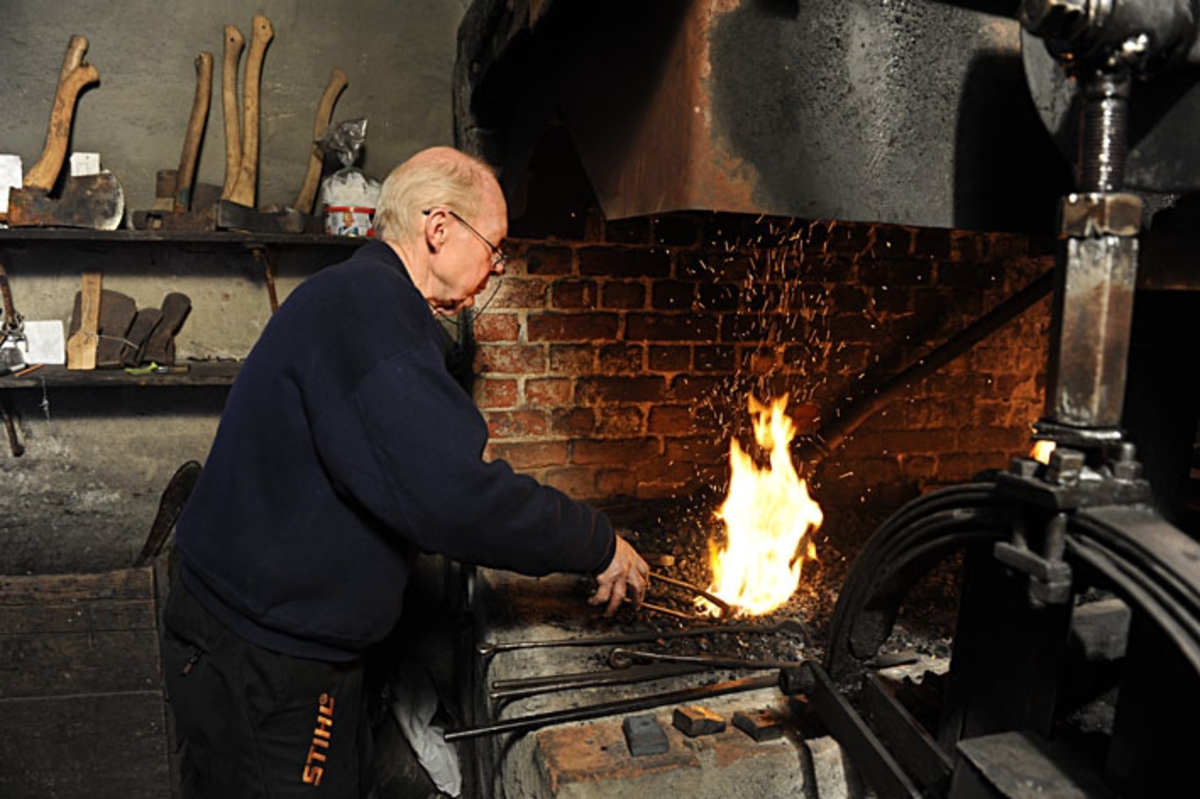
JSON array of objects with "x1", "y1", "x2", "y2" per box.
[{"x1": 705, "y1": 393, "x2": 823, "y2": 616}]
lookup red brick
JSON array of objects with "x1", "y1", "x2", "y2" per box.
[
  {"x1": 827, "y1": 313, "x2": 877, "y2": 343},
  {"x1": 549, "y1": 344, "x2": 595, "y2": 374},
  {"x1": 551, "y1": 280, "x2": 599, "y2": 309},
  {"x1": 739, "y1": 348, "x2": 781, "y2": 375},
  {"x1": 579, "y1": 247, "x2": 670, "y2": 278},
  {"x1": 489, "y1": 440, "x2": 569, "y2": 469},
  {"x1": 485, "y1": 410, "x2": 548, "y2": 439},
  {"x1": 653, "y1": 215, "x2": 699, "y2": 246},
  {"x1": 604, "y1": 217, "x2": 652, "y2": 244},
  {"x1": 719, "y1": 314, "x2": 771, "y2": 343},
  {"x1": 647, "y1": 406, "x2": 694, "y2": 435},
  {"x1": 473, "y1": 312, "x2": 520, "y2": 343},
  {"x1": 648, "y1": 345, "x2": 691, "y2": 372},
  {"x1": 936, "y1": 451, "x2": 1009, "y2": 481},
  {"x1": 596, "y1": 469, "x2": 640, "y2": 497},
  {"x1": 475, "y1": 378, "x2": 518, "y2": 409},
  {"x1": 881, "y1": 428, "x2": 959, "y2": 455},
  {"x1": 790, "y1": 403, "x2": 821, "y2": 432},
  {"x1": 526, "y1": 378, "x2": 573, "y2": 405},
  {"x1": 544, "y1": 466, "x2": 599, "y2": 499},
  {"x1": 598, "y1": 344, "x2": 644, "y2": 375},
  {"x1": 695, "y1": 346, "x2": 736, "y2": 372},
  {"x1": 697, "y1": 282, "x2": 740, "y2": 312},
  {"x1": 526, "y1": 245, "x2": 574, "y2": 275},
  {"x1": 626, "y1": 313, "x2": 718, "y2": 342},
  {"x1": 573, "y1": 438, "x2": 660, "y2": 466},
  {"x1": 900, "y1": 454, "x2": 939, "y2": 478},
  {"x1": 527, "y1": 312, "x2": 619, "y2": 342},
  {"x1": 826, "y1": 222, "x2": 872, "y2": 255},
  {"x1": 576, "y1": 376, "x2": 666, "y2": 404},
  {"x1": 663, "y1": 436, "x2": 726, "y2": 463},
  {"x1": 957, "y1": 426, "x2": 1031, "y2": 452},
  {"x1": 474, "y1": 345, "x2": 546, "y2": 375},
  {"x1": 794, "y1": 255, "x2": 855, "y2": 282},
  {"x1": 597, "y1": 407, "x2": 645, "y2": 436},
  {"x1": 652, "y1": 281, "x2": 696, "y2": 310},
  {"x1": 678, "y1": 252, "x2": 753, "y2": 280},
  {"x1": 601, "y1": 281, "x2": 647, "y2": 309},
  {"x1": 670, "y1": 375, "x2": 727, "y2": 402},
  {"x1": 492, "y1": 277, "x2": 548, "y2": 309},
  {"x1": 631, "y1": 456, "x2": 701, "y2": 484},
  {"x1": 551, "y1": 407, "x2": 596, "y2": 435}
]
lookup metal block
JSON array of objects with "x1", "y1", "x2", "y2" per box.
[
  {"x1": 673, "y1": 705, "x2": 726, "y2": 737},
  {"x1": 622, "y1": 714, "x2": 669, "y2": 756},
  {"x1": 732, "y1": 709, "x2": 784, "y2": 742}
]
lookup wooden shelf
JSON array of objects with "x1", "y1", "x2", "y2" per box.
[
  {"x1": 0, "y1": 228, "x2": 370, "y2": 248},
  {"x1": 0, "y1": 362, "x2": 240, "y2": 388}
]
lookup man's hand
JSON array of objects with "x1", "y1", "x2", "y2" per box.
[{"x1": 589, "y1": 535, "x2": 650, "y2": 616}]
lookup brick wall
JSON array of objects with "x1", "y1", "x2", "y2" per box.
[{"x1": 474, "y1": 210, "x2": 1054, "y2": 550}]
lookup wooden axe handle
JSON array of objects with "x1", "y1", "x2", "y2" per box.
[
  {"x1": 220, "y1": 25, "x2": 244, "y2": 200},
  {"x1": 58, "y1": 35, "x2": 89, "y2": 82},
  {"x1": 228, "y1": 14, "x2": 273, "y2": 207},
  {"x1": 24, "y1": 60, "x2": 100, "y2": 192},
  {"x1": 176, "y1": 52, "x2": 214, "y2": 212},
  {"x1": 294, "y1": 68, "x2": 348, "y2": 215},
  {"x1": 66, "y1": 272, "x2": 102, "y2": 371}
]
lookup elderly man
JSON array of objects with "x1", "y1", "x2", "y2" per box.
[{"x1": 162, "y1": 146, "x2": 649, "y2": 798}]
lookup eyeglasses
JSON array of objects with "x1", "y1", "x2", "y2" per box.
[{"x1": 422, "y1": 207, "x2": 507, "y2": 273}]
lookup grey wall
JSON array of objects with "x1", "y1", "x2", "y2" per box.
[
  {"x1": 0, "y1": 0, "x2": 466, "y2": 211},
  {"x1": 0, "y1": 1, "x2": 466, "y2": 575}
]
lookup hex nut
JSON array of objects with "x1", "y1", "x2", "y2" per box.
[{"x1": 1059, "y1": 193, "x2": 1144, "y2": 238}]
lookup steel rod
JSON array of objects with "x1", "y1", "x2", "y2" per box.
[{"x1": 446, "y1": 673, "x2": 780, "y2": 741}]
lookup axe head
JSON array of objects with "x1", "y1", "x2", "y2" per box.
[{"x1": 8, "y1": 173, "x2": 125, "y2": 230}]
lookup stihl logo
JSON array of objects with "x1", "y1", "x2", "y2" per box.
[{"x1": 301, "y1": 693, "x2": 336, "y2": 786}]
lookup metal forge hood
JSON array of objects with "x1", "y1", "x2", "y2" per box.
[{"x1": 454, "y1": 0, "x2": 1072, "y2": 233}]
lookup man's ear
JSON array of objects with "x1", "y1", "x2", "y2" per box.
[{"x1": 424, "y1": 208, "x2": 448, "y2": 254}]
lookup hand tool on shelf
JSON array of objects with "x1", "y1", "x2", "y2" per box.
[
  {"x1": 176, "y1": 52, "x2": 214, "y2": 212},
  {"x1": 220, "y1": 24, "x2": 244, "y2": 200},
  {"x1": 0, "y1": 262, "x2": 27, "y2": 374},
  {"x1": 121, "y1": 307, "x2": 163, "y2": 367},
  {"x1": 7, "y1": 36, "x2": 124, "y2": 230},
  {"x1": 212, "y1": 15, "x2": 317, "y2": 234},
  {"x1": 65, "y1": 272, "x2": 102, "y2": 370},
  {"x1": 295, "y1": 67, "x2": 349, "y2": 215},
  {"x1": 142, "y1": 293, "x2": 192, "y2": 366},
  {"x1": 226, "y1": 14, "x2": 273, "y2": 208},
  {"x1": 0, "y1": 262, "x2": 65, "y2": 370},
  {"x1": 91, "y1": 290, "x2": 136, "y2": 368},
  {"x1": 132, "y1": 52, "x2": 221, "y2": 231}
]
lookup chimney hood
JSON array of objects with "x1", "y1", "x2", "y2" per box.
[{"x1": 454, "y1": 0, "x2": 1073, "y2": 233}]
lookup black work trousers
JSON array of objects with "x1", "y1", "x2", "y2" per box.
[{"x1": 161, "y1": 581, "x2": 373, "y2": 798}]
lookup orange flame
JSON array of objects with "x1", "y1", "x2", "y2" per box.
[{"x1": 704, "y1": 394, "x2": 824, "y2": 616}]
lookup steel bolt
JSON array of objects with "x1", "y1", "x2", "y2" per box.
[
  {"x1": 1046, "y1": 447, "x2": 1086, "y2": 486},
  {"x1": 1019, "y1": 0, "x2": 1094, "y2": 44}
]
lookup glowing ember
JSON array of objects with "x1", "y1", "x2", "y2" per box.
[
  {"x1": 704, "y1": 393, "x2": 824, "y2": 616},
  {"x1": 1031, "y1": 440, "x2": 1056, "y2": 464}
]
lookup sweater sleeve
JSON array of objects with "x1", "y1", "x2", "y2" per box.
[{"x1": 311, "y1": 340, "x2": 616, "y2": 578}]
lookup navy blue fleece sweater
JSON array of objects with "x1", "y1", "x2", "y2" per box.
[{"x1": 176, "y1": 241, "x2": 616, "y2": 660}]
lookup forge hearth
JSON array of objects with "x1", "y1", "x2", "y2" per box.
[{"x1": 458, "y1": 550, "x2": 952, "y2": 798}]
